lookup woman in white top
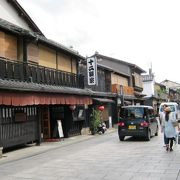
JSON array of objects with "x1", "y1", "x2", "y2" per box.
[{"x1": 162, "y1": 107, "x2": 176, "y2": 151}]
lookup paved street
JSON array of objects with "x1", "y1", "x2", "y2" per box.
[{"x1": 0, "y1": 129, "x2": 180, "y2": 180}]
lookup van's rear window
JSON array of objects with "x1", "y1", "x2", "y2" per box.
[{"x1": 120, "y1": 107, "x2": 145, "y2": 119}]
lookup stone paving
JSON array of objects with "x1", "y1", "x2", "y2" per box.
[{"x1": 0, "y1": 128, "x2": 180, "y2": 180}]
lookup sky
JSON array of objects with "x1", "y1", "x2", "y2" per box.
[{"x1": 18, "y1": 0, "x2": 180, "y2": 83}]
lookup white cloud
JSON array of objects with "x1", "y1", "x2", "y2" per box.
[{"x1": 18, "y1": 0, "x2": 180, "y2": 83}]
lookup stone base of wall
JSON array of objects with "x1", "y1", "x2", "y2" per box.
[
  {"x1": 81, "y1": 127, "x2": 90, "y2": 135},
  {"x1": 0, "y1": 147, "x2": 3, "y2": 158}
]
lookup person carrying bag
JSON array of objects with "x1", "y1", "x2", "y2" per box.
[{"x1": 163, "y1": 107, "x2": 180, "y2": 151}]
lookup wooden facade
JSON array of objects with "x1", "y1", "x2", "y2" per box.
[
  {"x1": 0, "y1": 106, "x2": 39, "y2": 148},
  {"x1": 79, "y1": 63, "x2": 112, "y2": 92},
  {"x1": 111, "y1": 84, "x2": 134, "y2": 96},
  {"x1": 0, "y1": 31, "x2": 18, "y2": 60},
  {"x1": 0, "y1": 12, "x2": 91, "y2": 149},
  {"x1": 111, "y1": 73, "x2": 128, "y2": 86}
]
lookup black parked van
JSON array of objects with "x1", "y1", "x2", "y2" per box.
[{"x1": 118, "y1": 105, "x2": 159, "y2": 141}]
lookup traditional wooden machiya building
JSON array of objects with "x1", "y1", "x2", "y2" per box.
[
  {"x1": 0, "y1": 0, "x2": 92, "y2": 149},
  {"x1": 79, "y1": 61, "x2": 117, "y2": 129},
  {"x1": 93, "y1": 53, "x2": 146, "y2": 105},
  {"x1": 79, "y1": 53, "x2": 146, "y2": 126}
]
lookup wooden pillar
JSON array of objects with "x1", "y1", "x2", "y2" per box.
[
  {"x1": 36, "y1": 106, "x2": 42, "y2": 146},
  {"x1": 23, "y1": 38, "x2": 28, "y2": 63}
]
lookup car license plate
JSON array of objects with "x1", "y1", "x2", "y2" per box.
[{"x1": 128, "y1": 125, "x2": 136, "y2": 130}]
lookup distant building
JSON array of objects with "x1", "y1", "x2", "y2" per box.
[
  {"x1": 160, "y1": 80, "x2": 180, "y2": 90},
  {"x1": 161, "y1": 80, "x2": 180, "y2": 103},
  {"x1": 142, "y1": 69, "x2": 168, "y2": 114},
  {"x1": 80, "y1": 53, "x2": 146, "y2": 126}
]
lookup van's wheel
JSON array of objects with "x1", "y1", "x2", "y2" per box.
[
  {"x1": 119, "y1": 136, "x2": 125, "y2": 141},
  {"x1": 146, "y1": 129, "x2": 151, "y2": 141},
  {"x1": 155, "y1": 126, "x2": 158, "y2": 136}
]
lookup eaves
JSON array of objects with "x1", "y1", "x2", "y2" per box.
[
  {"x1": 86, "y1": 89, "x2": 117, "y2": 98},
  {"x1": 94, "y1": 53, "x2": 146, "y2": 73},
  {"x1": 97, "y1": 63, "x2": 130, "y2": 77},
  {"x1": 0, "y1": 79, "x2": 117, "y2": 98},
  {"x1": 0, "y1": 79, "x2": 91, "y2": 96}
]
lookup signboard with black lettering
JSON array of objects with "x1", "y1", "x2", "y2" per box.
[{"x1": 87, "y1": 57, "x2": 97, "y2": 85}]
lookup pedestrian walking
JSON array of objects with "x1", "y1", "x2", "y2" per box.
[
  {"x1": 161, "y1": 106, "x2": 179, "y2": 151},
  {"x1": 160, "y1": 104, "x2": 168, "y2": 147}
]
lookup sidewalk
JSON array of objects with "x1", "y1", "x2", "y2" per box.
[{"x1": 0, "y1": 128, "x2": 117, "y2": 165}]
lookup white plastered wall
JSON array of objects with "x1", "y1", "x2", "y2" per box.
[
  {"x1": 0, "y1": 0, "x2": 32, "y2": 31},
  {"x1": 142, "y1": 81, "x2": 155, "y2": 97}
]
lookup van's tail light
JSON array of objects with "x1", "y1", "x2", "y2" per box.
[
  {"x1": 117, "y1": 122, "x2": 125, "y2": 127},
  {"x1": 140, "y1": 121, "x2": 149, "y2": 127}
]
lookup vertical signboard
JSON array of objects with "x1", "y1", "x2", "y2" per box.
[
  {"x1": 87, "y1": 57, "x2": 97, "y2": 85},
  {"x1": 57, "y1": 120, "x2": 64, "y2": 138}
]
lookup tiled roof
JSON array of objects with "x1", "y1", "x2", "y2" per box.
[
  {"x1": 0, "y1": 79, "x2": 116, "y2": 97},
  {"x1": 94, "y1": 53, "x2": 146, "y2": 73},
  {"x1": 37, "y1": 35, "x2": 85, "y2": 59},
  {"x1": 0, "y1": 79, "x2": 89, "y2": 95},
  {"x1": 87, "y1": 89, "x2": 117, "y2": 97},
  {"x1": 0, "y1": 18, "x2": 30, "y2": 35}
]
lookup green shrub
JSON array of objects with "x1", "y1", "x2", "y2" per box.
[{"x1": 89, "y1": 108, "x2": 101, "y2": 135}]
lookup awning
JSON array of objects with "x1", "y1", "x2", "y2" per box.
[
  {"x1": 93, "y1": 98, "x2": 115, "y2": 103},
  {"x1": 0, "y1": 92, "x2": 92, "y2": 106}
]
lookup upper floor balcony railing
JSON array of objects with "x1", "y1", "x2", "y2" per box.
[{"x1": 0, "y1": 58, "x2": 84, "y2": 89}]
